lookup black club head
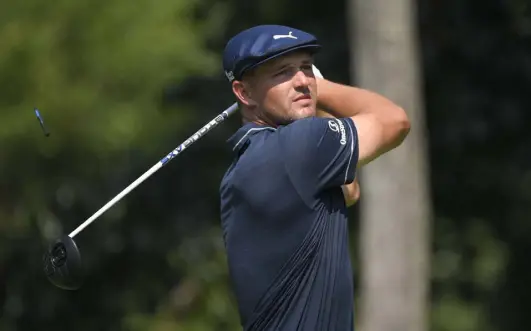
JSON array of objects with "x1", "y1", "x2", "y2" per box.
[{"x1": 43, "y1": 235, "x2": 84, "y2": 290}]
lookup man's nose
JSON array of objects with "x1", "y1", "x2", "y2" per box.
[{"x1": 293, "y1": 69, "x2": 310, "y2": 88}]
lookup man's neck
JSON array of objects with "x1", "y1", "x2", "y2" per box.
[{"x1": 241, "y1": 107, "x2": 277, "y2": 128}]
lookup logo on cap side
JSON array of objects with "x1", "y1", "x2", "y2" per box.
[
  {"x1": 273, "y1": 31, "x2": 297, "y2": 40},
  {"x1": 225, "y1": 71, "x2": 235, "y2": 81}
]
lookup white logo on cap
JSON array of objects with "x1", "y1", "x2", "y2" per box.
[
  {"x1": 273, "y1": 31, "x2": 297, "y2": 40},
  {"x1": 225, "y1": 70, "x2": 235, "y2": 81}
]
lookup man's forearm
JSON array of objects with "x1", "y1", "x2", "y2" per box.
[{"x1": 316, "y1": 78, "x2": 399, "y2": 119}]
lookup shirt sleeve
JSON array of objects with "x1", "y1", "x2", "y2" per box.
[{"x1": 279, "y1": 116, "x2": 359, "y2": 197}]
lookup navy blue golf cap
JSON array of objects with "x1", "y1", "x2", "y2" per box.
[{"x1": 223, "y1": 25, "x2": 321, "y2": 82}]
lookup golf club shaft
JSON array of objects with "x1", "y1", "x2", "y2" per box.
[{"x1": 69, "y1": 103, "x2": 239, "y2": 238}]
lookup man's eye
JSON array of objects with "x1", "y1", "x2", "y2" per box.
[
  {"x1": 273, "y1": 65, "x2": 312, "y2": 77},
  {"x1": 274, "y1": 68, "x2": 291, "y2": 77}
]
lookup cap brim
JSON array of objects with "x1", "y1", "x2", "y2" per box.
[{"x1": 238, "y1": 43, "x2": 321, "y2": 80}]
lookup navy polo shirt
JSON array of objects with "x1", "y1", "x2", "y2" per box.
[{"x1": 219, "y1": 116, "x2": 359, "y2": 331}]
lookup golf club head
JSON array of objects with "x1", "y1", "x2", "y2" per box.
[{"x1": 43, "y1": 235, "x2": 83, "y2": 290}]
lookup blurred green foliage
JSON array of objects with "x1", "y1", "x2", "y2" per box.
[
  {"x1": 0, "y1": 0, "x2": 240, "y2": 330},
  {"x1": 1, "y1": 0, "x2": 531, "y2": 330}
]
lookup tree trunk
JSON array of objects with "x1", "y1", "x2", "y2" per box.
[{"x1": 347, "y1": 1, "x2": 432, "y2": 331}]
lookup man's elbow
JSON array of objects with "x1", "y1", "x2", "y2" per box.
[{"x1": 390, "y1": 106, "x2": 411, "y2": 148}]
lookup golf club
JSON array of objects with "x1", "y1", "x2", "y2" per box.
[{"x1": 43, "y1": 102, "x2": 239, "y2": 290}]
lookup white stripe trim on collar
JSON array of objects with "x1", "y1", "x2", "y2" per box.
[{"x1": 233, "y1": 127, "x2": 276, "y2": 151}]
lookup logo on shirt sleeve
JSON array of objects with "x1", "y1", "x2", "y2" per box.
[{"x1": 328, "y1": 119, "x2": 347, "y2": 145}]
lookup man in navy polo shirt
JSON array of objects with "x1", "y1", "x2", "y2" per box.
[{"x1": 219, "y1": 25, "x2": 410, "y2": 331}]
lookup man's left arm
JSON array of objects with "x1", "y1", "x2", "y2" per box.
[
  {"x1": 314, "y1": 66, "x2": 360, "y2": 207},
  {"x1": 316, "y1": 107, "x2": 360, "y2": 207}
]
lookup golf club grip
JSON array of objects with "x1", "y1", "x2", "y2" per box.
[{"x1": 68, "y1": 103, "x2": 239, "y2": 238}]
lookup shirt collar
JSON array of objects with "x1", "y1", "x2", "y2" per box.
[{"x1": 227, "y1": 122, "x2": 276, "y2": 153}]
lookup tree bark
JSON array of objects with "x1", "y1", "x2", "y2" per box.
[{"x1": 347, "y1": 1, "x2": 432, "y2": 331}]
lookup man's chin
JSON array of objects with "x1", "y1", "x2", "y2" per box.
[{"x1": 293, "y1": 107, "x2": 316, "y2": 120}]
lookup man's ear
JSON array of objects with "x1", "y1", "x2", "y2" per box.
[{"x1": 232, "y1": 80, "x2": 257, "y2": 107}]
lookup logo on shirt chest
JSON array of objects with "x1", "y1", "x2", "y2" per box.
[{"x1": 328, "y1": 120, "x2": 347, "y2": 145}]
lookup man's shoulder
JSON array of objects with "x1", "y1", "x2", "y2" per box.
[{"x1": 222, "y1": 128, "x2": 285, "y2": 181}]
